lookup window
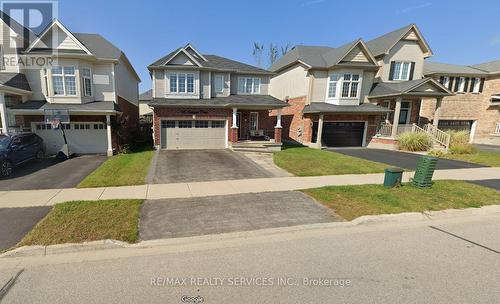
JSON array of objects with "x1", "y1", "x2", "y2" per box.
[
  {"x1": 391, "y1": 61, "x2": 412, "y2": 81},
  {"x1": 341, "y1": 73, "x2": 360, "y2": 98},
  {"x1": 169, "y1": 73, "x2": 195, "y2": 94},
  {"x1": 161, "y1": 121, "x2": 176, "y2": 128},
  {"x1": 327, "y1": 74, "x2": 339, "y2": 98},
  {"x1": 52, "y1": 66, "x2": 76, "y2": 96},
  {"x1": 82, "y1": 68, "x2": 92, "y2": 97},
  {"x1": 211, "y1": 121, "x2": 225, "y2": 128},
  {"x1": 439, "y1": 76, "x2": 450, "y2": 88},
  {"x1": 214, "y1": 75, "x2": 224, "y2": 93},
  {"x1": 93, "y1": 123, "x2": 104, "y2": 130},
  {"x1": 472, "y1": 77, "x2": 481, "y2": 93},
  {"x1": 195, "y1": 120, "x2": 209, "y2": 128},
  {"x1": 457, "y1": 77, "x2": 465, "y2": 93},
  {"x1": 237, "y1": 77, "x2": 261, "y2": 94},
  {"x1": 178, "y1": 120, "x2": 192, "y2": 128},
  {"x1": 43, "y1": 69, "x2": 49, "y2": 96}
]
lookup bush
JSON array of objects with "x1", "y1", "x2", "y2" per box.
[
  {"x1": 447, "y1": 130, "x2": 470, "y2": 147},
  {"x1": 397, "y1": 132, "x2": 433, "y2": 152},
  {"x1": 449, "y1": 144, "x2": 476, "y2": 155},
  {"x1": 428, "y1": 149, "x2": 446, "y2": 157}
]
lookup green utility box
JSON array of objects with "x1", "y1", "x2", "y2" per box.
[
  {"x1": 412, "y1": 156, "x2": 438, "y2": 188},
  {"x1": 384, "y1": 167, "x2": 404, "y2": 188}
]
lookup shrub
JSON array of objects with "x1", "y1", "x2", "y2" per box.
[
  {"x1": 397, "y1": 132, "x2": 433, "y2": 152},
  {"x1": 449, "y1": 144, "x2": 476, "y2": 155},
  {"x1": 447, "y1": 130, "x2": 470, "y2": 147},
  {"x1": 428, "y1": 149, "x2": 446, "y2": 157}
]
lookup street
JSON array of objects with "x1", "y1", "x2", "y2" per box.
[{"x1": 1, "y1": 212, "x2": 500, "y2": 303}]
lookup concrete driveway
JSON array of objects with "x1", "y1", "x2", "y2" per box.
[
  {"x1": 0, "y1": 155, "x2": 106, "y2": 191},
  {"x1": 139, "y1": 191, "x2": 340, "y2": 240},
  {"x1": 0, "y1": 206, "x2": 51, "y2": 251},
  {"x1": 330, "y1": 148, "x2": 486, "y2": 170},
  {"x1": 150, "y1": 150, "x2": 273, "y2": 184}
]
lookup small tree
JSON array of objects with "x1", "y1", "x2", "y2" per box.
[
  {"x1": 252, "y1": 42, "x2": 292, "y2": 68},
  {"x1": 252, "y1": 42, "x2": 264, "y2": 68}
]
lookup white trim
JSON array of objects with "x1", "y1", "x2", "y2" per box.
[
  {"x1": 163, "y1": 48, "x2": 203, "y2": 67},
  {"x1": 183, "y1": 44, "x2": 207, "y2": 62},
  {"x1": 208, "y1": 71, "x2": 212, "y2": 98},
  {"x1": 51, "y1": 66, "x2": 77, "y2": 96},
  {"x1": 391, "y1": 61, "x2": 412, "y2": 81},
  {"x1": 225, "y1": 119, "x2": 228, "y2": 148},
  {"x1": 469, "y1": 120, "x2": 477, "y2": 143},
  {"x1": 106, "y1": 115, "x2": 113, "y2": 156},
  {"x1": 159, "y1": 118, "x2": 229, "y2": 150},
  {"x1": 152, "y1": 70, "x2": 156, "y2": 98},
  {"x1": 111, "y1": 63, "x2": 117, "y2": 102}
]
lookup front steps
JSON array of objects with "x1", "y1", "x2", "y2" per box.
[{"x1": 231, "y1": 141, "x2": 282, "y2": 153}]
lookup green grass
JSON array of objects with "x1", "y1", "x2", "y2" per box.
[
  {"x1": 303, "y1": 180, "x2": 500, "y2": 221},
  {"x1": 18, "y1": 199, "x2": 143, "y2": 246},
  {"x1": 78, "y1": 148, "x2": 154, "y2": 188},
  {"x1": 439, "y1": 150, "x2": 500, "y2": 167},
  {"x1": 273, "y1": 144, "x2": 389, "y2": 176}
]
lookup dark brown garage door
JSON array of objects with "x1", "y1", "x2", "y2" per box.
[{"x1": 313, "y1": 122, "x2": 365, "y2": 147}]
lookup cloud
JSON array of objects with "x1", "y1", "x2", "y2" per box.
[
  {"x1": 398, "y1": 2, "x2": 432, "y2": 13},
  {"x1": 489, "y1": 35, "x2": 500, "y2": 46},
  {"x1": 300, "y1": 0, "x2": 325, "y2": 7}
]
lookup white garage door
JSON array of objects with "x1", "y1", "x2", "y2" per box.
[
  {"x1": 33, "y1": 122, "x2": 107, "y2": 155},
  {"x1": 160, "y1": 120, "x2": 227, "y2": 150}
]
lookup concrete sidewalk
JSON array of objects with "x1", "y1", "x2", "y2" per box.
[{"x1": 0, "y1": 167, "x2": 499, "y2": 208}]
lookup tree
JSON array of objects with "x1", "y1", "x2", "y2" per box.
[
  {"x1": 252, "y1": 42, "x2": 292, "y2": 68},
  {"x1": 252, "y1": 42, "x2": 264, "y2": 68}
]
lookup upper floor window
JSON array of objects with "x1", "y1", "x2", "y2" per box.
[
  {"x1": 341, "y1": 73, "x2": 360, "y2": 98},
  {"x1": 327, "y1": 73, "x2": 361, "y2": 99},
  {"x1": 439, "y1": 76, "x2": 450, "y2": 88},
  {"x1": 327, "y1": 74, "x2": 340, "y2": 98},
  {"x1": 169, "y1": 73, "x2": 195, "y2": 94},
  {"x1": 52, "y1": 66, "x2": 76, "y2": 96},
  {"x1": 82, "y1": 68, "x2": 92, "y2": 97},
  {"x1": 471, "y1": 77, "x2": 482, "y2": 93},
  {"x1": 214, "y1": 74, "x2": 224, "y2": 93},
  {"x1": 390, "y1": 61, "x2": 414, "y2": 81},
  {"x1": 456, "y1": 77, "x2": 466, "y2": 93},
  {"x1": 238, "y1": 77, "x2": 260, "y2": 94}
]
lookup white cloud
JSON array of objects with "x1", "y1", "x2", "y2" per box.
[{"x1": 398, "y1": 2, "x2": 432, "y2": 13}]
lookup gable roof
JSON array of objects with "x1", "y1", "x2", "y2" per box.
[
  {"x1": 73, "y1": 33, "x2": 122, "y2": 60},
  {"x1": 148, "y1": 44, "x2": 272, "y2": 74},
  {"x1": 0, "y1": 73, "x2": 31, "y2": 92},
  {"x1": 0, "y1": 10, "x2": 37, "y2": 48},
  {"x1": 424, "y1": 61, "x2": 487, "y2": 76},
  {"x1": 270, "y1": 39, "x2": 378, "y2": 72},
  {"x1": 366, "y1": 24, "x2": 432, "y2": 58},
  {"x1": 139, "y1": 89, "x2": 152, "y2": 102},
  {"x1": 369, "y1": 78, "x2": 451, "y2": 98},
  {"x1": 471, "y1": 60, "x2": 500, "y2": 74}
]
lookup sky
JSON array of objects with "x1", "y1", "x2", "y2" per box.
[{"x1": 51, "y1": 0, "x2": 500, "y2": 92}]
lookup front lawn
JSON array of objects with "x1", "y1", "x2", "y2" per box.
[
  {"x1": 303, "y1": 180, "x2": 500, "y2": 221},
  {"x1": 439, "y1": 150, "x2": 500, "y2": 167},
  {"x1": 18, "y1": 199, "x2": 143, "y2": 246},
  {"x1": 78, "y1": 147, "x2": 154, "y2": 188},
  {"x1": 274, "y1": 144, "x2": 389, "y2": 176}
]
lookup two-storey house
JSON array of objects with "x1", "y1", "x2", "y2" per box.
[
  {"x1": 270, "y1": 24, "x2": 453, "y2": 149},
  {"x1": 0, "y1": 16, "x2": 140, "y2": 156},
  {"x1": 147, "y1": 44, "x2": 287, "y2": 150},
  {"x1": 421, "y1": 61, "x2": 500, "y2": 145}
]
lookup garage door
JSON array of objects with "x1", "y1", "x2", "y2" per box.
[
  {"x1": 438, "y1": 120, "x2": 473, "y2": 132},
  {"x1": 33, "y1": 122, "x2": 107, "y2": 155},
  {"x1": 161, "y1": 120, "x2": 226, "y2": 150},
  {"x1": 312, "y1": 122, "x2": 365, "y2": 147}
]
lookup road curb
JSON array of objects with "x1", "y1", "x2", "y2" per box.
[{"x1": 3, "y1": 204, "x2": 500, "y2": 258}]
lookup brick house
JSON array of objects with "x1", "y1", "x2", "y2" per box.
[
  {"x1": 269, "y1": 24, "x2": 459, "y2": 149},
  {"x1": 147, "y1": 44, "x2": 287, "y2": 151},
  {"x1": 0, "y1": 17, "x2": 140, "y2": 156}
]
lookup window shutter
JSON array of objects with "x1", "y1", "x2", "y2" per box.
[
  {"x1": 463, "y1": 77, "x2": 470, "y2": 92},
  {"x1": 469, "y1": 78, "x2": 476, "y2": 92},
  {"x1": 388, "y1": 62, "x2": 395, "y2": 80},
  {"x1": 454, "y1": 77, "x2": 460, "y2": 92},
  {"x1": 448, "y1": 77, "x2": 454, "y2": 90},
  {"x1": 439, "y1": 76, "x2": 445, "y2": 84},
  {"x1": 409, "y1": 62, "x2": 416, "y2": 80},
  {"x1": 479, "y1": 78, "x2": 485, "y2": 92}
]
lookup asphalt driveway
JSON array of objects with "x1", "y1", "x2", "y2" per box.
[
  {"x1": 0, "y1": 206, "x2": 51, "y2": 251},
  {"x1": 468, "y1": 179, "x2": 500, "y2": 190},
  {"x1": 151, "y1": 150, "x2": 273, "y2": 184},
  {"x1": 0, "y1": 155, "x2": 106, "y2": 191},
  {"x1": 330, "y1": 148, "x2": 486, "y2": 170},
  {"x1": 139, "y1": 191, "x2": 339, "y2": 240}
]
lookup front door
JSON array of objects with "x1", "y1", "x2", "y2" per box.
[
  {"x1": 249, "y1": 112, "x2": 258, "y2": 132},
  {"x1": 398, "y1": 101, "x2": 411, "y2": 124}
]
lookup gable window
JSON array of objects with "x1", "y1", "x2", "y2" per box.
[
  {"x1": 214, "y1": 75, "x2": 224, "y2": 93},
  {"x1": 82, "y1": 68, "x2": 92, "y2": 97},
  {"x1": 169, "y1": 73, "x2": 195, "y2": 94},
  {"x1": 327, "y1": 74, "x2": 340, "y2": 98},
  {"x1": 237, "y1": 77, "x2": 260, "y2": 94},
  {"x1": 390, "y1": 61, "x2": 414, "y2": 81},
  {"x1": 341, "y1": 73, "x2": 360, "y2": 98},
  {"x1": 52, "y1": 66, "x2": 76, "y2": 96}
]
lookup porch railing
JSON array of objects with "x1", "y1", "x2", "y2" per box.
[
  {"x1": 376, "y1": 123, "x2": 451, "y2": 149},
  {"x1": 376, "y1": 123, "x2": 393, "y2": 137},
  {"x1": 423, "y1": 124, "x2": 451, "y2": 149},
  {"x1": 495, "y1": 122, "x2": 500, "y2": 135}
]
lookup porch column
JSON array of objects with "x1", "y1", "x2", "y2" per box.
[
  {"x1": 315, "y1": 114, "x2": 324, "y2": 149},
  {"x1": 106, "y1": 114, "x2": 113, "y2": 156},
  {"x1": 231, "y1": 107, "x2": 238, "y2": 143},
  {"x1": 0, "y1": 92, "x2": 7, "y2": 135},
  {"x1": 391, "y1": 97, "x2": 402, "y2": 138},
  {"x1": 274, "y1": 108, "x2": 282, "y2": 143},
  {"x1": 433, "y1": 97, "x2": 443, "y2": 127}
]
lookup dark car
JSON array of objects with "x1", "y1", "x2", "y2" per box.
[{"x1": 0, "y1": 133, "x2": 45, "y2": 177}]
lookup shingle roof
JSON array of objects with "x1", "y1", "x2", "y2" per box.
[
  {"x1": 471, "y1": 60, "x2": 500, "y2": 73},
  {"x1": 0, "y1": 73, "x2": 31, "y2": 91},
  {"x1": 149, "y1": 95, "x2": 287, "y2": 109},
  {"x1": 365, "y1": 24, "x2": 415, "y2": 57},
  {"x1": 269, "y1": 40, "x2": 375, "y2": 72},
  {"x1": 73, "y1": 33, "x2": 122, "y2": 60},
  {"x1": 139, "y1": 89, "x2": 152, "y2": 101},
  {"x1": 10, "y1": 100, "x2": 119, "y2": 112},
  {"x1": 302, "y1": 103, "x2": 391, "y2": 114},
  {"x1": 424, "y1": 61, "x2": 487, "y2": 75},
  {"x1": 369, "y1": 78, "x2": 451, "y2": 98}
]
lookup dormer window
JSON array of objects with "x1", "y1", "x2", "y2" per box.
[
  {"x1": 52, "y1": 66, "x2": 76, "y2": 96},
  {"x1": 389, "y1": 61, "x2": 415, "y2": 81}
]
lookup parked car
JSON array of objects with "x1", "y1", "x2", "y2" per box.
[{"x1": 0, "y1": 133, "x2": 45, "y2": 177}]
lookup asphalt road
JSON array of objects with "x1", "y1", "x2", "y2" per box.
[
  {"x1": 2, "y1": 213, "x2": 500, "y2": 303},
  {"x1": 330, "y1": 148, "x2": 486, "y2": 170}
]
